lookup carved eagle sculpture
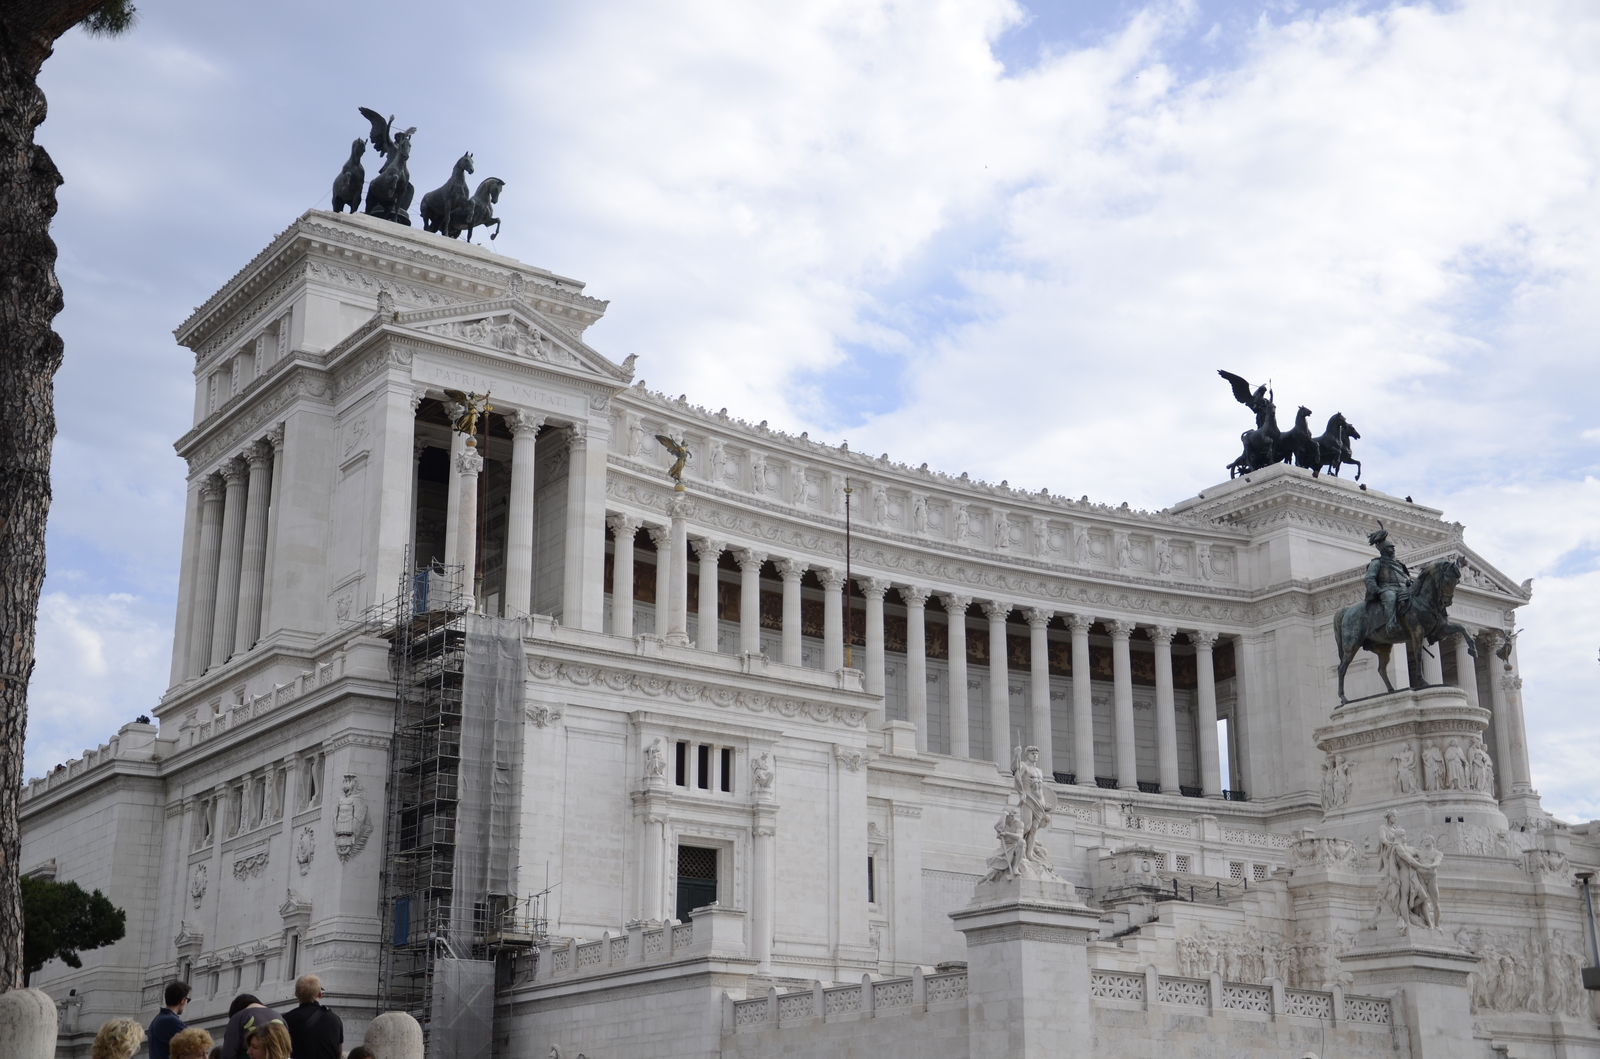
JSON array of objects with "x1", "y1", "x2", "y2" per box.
[
  {"x1": 442, "y1": 389, "x2": 492, "y2": 437},
  {"x1": 655, "y1": 434, "x2": 690, "y2": 489}
]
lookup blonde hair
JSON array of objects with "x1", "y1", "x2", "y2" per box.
[
  {"x1": 91, "y1": 1017, "x2": 145, "y2": 1059},
  {"x1": 169, "y1": 1027, "x2": 215, "y2": 1059},
  {"x1": 246, "y1": 1021, "x2": 292, "y2": 1059},
  {"x1": 294, "y1": 972, "x2": 323, "y2": 1004}
]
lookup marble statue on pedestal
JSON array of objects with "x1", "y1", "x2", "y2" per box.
[
  {"x1": 644, "y1": 739, "x2": 667, "y2": 786},
  {"x1": 1377, "y1": 810, "x2": 1443, "y2": 932}
]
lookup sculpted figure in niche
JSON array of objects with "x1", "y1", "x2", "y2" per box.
[
  {"x1": 1032, "y1": 517, "x2": 1049, "y2": 555},
  {"x1": 1377, "y1": 810, "x2": 1444, "y2": 932},
  {"x1": 1154, "y1": 536, "x2": 1172, "y2": 575},
  {"x1": 912, "y1": 494, "x2": 928, "y2": 534},
  {"x1": 1444, "y1": 739, "x2": 1469, "y2": 791},
  {"x1": 709, "y1": 439, "x2": 726, "y2": 482},
  {"x1": 1196, "y1": 541, "x2": 1213, "y2": 580},
  {"x1": 1115, "y1": 533, "x2": 1131, "y2": 569},
  {"x1": 872, "y1": 485, "x2": 888, "y2": 525},
  {"x1": 1470, "y1": 740, "x2": 1495, "y2": 794},
  {"x1": 644, "y1": 739, "x2": 667, "y2": 785},
  {"x1": 1393, "y1": 743, "x2": 1420, "y2": 795},
  {"x1": 1073, "y1": 523, "x2": 1090, "y2": 563},
  {"x1": 333, "y1": 774, "x2": 373, "y2": 861},
  {"x1": 1330, "y1": 755, "x2": 1352, "y2": 808},
  {"x1": 1011, "y1": 745, "x2": 1056, "y2": 865},
  {"x1": 750, "y1": 751, "x2": 774, "y2": 793},
  {"x1": 748, "y1": 452, "x2": 766, "y2": 494},
  {"x1": 954, "y1": 503, "x2": 973, "y2": 541},
  {"x1": 1421, "y1": 741, "x2": 1445, "y2": 792},
  {"x1": 790, "y1": 467, "x2": 807, "y2": 506}
]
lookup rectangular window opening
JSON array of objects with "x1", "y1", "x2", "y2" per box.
[
  {"x1": 676, "y1": 844, "x2": 719, "y2": 921},
  {"x1": 675, "y1": 741, "x2": 688, "y2": 787},
  {"x1": 696, "y1": 744, "x2": 711, "y2": 790},
  {"x1": 719, "y1": 747, "x2": 733, "y2": 793},
  {"x1": 867, "y1": 856, "x2": 876, "y2": 904}
]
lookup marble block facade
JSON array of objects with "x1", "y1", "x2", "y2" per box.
[{"x1": 19, "y1": 210, "x2": 1600, "y2": 1059}]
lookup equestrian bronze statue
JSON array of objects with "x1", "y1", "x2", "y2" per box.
[
  {"x1": 1218, "y1": 369, "x2": 1362, "y2": 478},
  {"x1": 1333, "y1": 521, "x2": 1475, "y2": 703}
]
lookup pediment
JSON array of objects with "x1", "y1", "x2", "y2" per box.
[
  {"x1": 1408, "y1": 540, "x2": 1531, "y2": 602},
  {"x1": 397, "y1": 296, "x2": 634, "y2": 384}
]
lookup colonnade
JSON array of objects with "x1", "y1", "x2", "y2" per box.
[
  {"x1": 606, "y1": 511, "x2": 1231, "y2": 798},
  {"x1": 184, "y1": 438, "x2": 277, "y2": 679}
]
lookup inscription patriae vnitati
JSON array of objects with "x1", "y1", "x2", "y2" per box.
[{"x1": 424, "y1": 365, "x2": 576, "y2": 411}]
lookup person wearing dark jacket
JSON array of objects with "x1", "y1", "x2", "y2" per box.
[
  {"x1": 282, "y1": 975, "x2": 344, "y2": 1059},
  {"x1": 148, "y1": 980, "x2": 191, "y2": 1059},
  {"x1": 220, "y1": 995, "x2": 285, "y2": 1059}
]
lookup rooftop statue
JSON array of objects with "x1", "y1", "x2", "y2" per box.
[
  {"x1": 442, "y1": 389, "x2": 492, "y2": 441},
  {"x1": 1217, "y1": 369, "x2": 1361, "y2": 478},
  {"x1": 656, "y1": 434, "x2": 690, "y2": 491},
  {"x1": 421, "y1": 152, "x2": 474, "y2": 236},
  {"x1": 360, "y1": 106, "x2": 418, "y2": 226},
  {"x1": 331, "y1": 139, "x2": 365, "y2": 214},
  {"x1": 453, "y1": 177, "x2": 506, "y2": 242},
  {"x1": 1333, "y1": 521, "x2": 1476, "y2": 703}
]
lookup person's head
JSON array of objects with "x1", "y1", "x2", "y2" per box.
[
  {"x1": 346, "y1": 1048, "x2": 374, "y2": 1059},
  {"x1": 1380, "y1": 540, "x2": 1396, "y2": 558},
  {"x1": 245, "y1": 1022, "x2": 291, "y2": 1059},
  {"x1": 209, "y1": 1047, "x2": 224, "y2": 1059},
  {"x1": 228, "y1": 993, "x2": 262, "y2": 1018},
  {"x1": 169, "y1": 1028, "x2": 215, "y2": 1059},
  {"x1": 91, "y1": 1017, "x2": 145, "y2": 1059},
  {"x1": 165, "y1": 979, "x2": 192, "y2": 1011},
  {"x1": 294, "y1": 973, "x2": 323, "y2": 1004}
]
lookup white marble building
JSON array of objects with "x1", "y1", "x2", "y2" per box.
[{"x1": 20, "y1": 210, "x2": 1600, "y2": 1059}]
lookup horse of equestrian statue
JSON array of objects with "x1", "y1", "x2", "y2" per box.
[
  {"x1": 1334, "y1": 524, "x2": 1475, "y2": 703},
  {"x1": 331, "y1": 139, "x2": 365, "y2": 214},
  {"x1": 448, "y1": 177, "x2": 505, "y2": 241},
  {"x1": 359, "y1": 106, "x2": 417, "y2": 225},
  {"x1": 421, "y1": 152, "x2": 474, "y2": 235}
]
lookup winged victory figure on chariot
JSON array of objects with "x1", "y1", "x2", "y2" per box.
[{"x1": 1217, "y1": 369, "x2": 1361, "y2": 479}]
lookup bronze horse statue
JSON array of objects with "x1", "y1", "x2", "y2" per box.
[
  {"x1": 1314, "y1": 412, "x2": 1361, "y2": 479},
  {"x1": 1280, "y1": 405, "x2": 1319, "y2": 472},
  {"x1": 360, "y1": 107, "x2": 417, "y2": 225},
  {"x1": 449, "y1": 176, "x2": 505, "y2": 241},
  {"x1": 1334, "y1": 556, "x2": 1475, "y2": 703},
  {"x1": 331, "y1": 139, "x2": 365, "y2": 214},
  {"x1": 420, "y1": 151, "x2": 474, "y2": 235}
]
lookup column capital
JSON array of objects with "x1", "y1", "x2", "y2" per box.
[
  {"x1": 667, "y1": 494, "x2": 690, "y2": 519},
  {"x1": 566, "y1": 425, "x2": 589, "y2": 452},
  {"x1": 1476, "y1": 628, "x2": 1504, "y2": 650},
  {"x1": 1023, "y1": 607, "x2": 1053, "y2": 628},
  {"x1": 505, "y1": 408, "x2": 548, "y2": 437},
  {"x1": 693, "y1": 537, "x2": 726, "y2": 561},
  {"x1": 200, "y1": 474, "x2": 227, "y2": 501},
  {"x1": 816, "y1": 566, "x2": 845, "y2": 591},
  {"x1": 607, "y1": 513, "x2": 642, "y2": 537},
  {"x1": 774, "y1": 557, "x2": 807, "y2": 581},
  {"x1": 939, "y1": 593, "x2": 972, "y2": 614},
  {"x1": 731, "y1": 547, "x2": 767, "y2": 571},
  {"x1": 899, "y1": 585, "x2": 932, "y2": 607},
  {"x1": 455, "y1": 448, "x2": 484, "y2": 476},
  {"x1": 1150, "y1": 625, "x2": 1177, "y2": 646},
  {"x1": 858, "y1": 576, "x2": 891, "y2": 600},
  {"x1": 409, "y1": 387, "x2": 428, "y2": 414},
  {"x1": 980, "y1": 599, "x2": 1011, "y2": 622},
  {"x1": 264, "y1": 424, "x2": 284, "y2": 452},
  {"x1": 645, "y1": 523, "x2": 670, "y2": 548},
  {"x1": 242, "y1": 441, "x2": 272, "y2": 468},
  {"x1": 1066, "y1": 613, "x2": 1095, "y2": 634},
  {"x1": 220, "y1": 457, "x2": 249, "y2": 483},
  {"x1": 1105, "y1": 618, "x2": 1136, "y2": 640},
  {"x1": 1502, "y1": 674, "x2": 1523, "y2": 693},
  {"x1": 1190, "y1": 629, "x2": 1220, "y2": 650}
]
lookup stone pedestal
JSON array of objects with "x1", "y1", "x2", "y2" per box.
[
  {"x1": 1314, "y1": 685, "x2": 1507, "y2": 841},
  {"x1": 949, "y1": 875, "x2": 1101, "y2": 1059},
  {"x1": 1340, "y1": 930, "x2": 1481, "y2": 1059}
]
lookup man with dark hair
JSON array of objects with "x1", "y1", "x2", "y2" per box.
[
  {"x1": 221, "y1": 994, "x2": 284, "y2": 1059},
  {"x1": 282, "y1": 974, "x2": 344, "y2": 1059},
  {"x1": 148, "y1": 980, "x2": 190, "y2": 1059}
]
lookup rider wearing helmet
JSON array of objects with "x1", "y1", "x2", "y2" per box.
[{"x1": 1364, "y1": 522, "x2": 1413, "y2": 635}]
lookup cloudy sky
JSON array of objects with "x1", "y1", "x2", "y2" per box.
[{"x1": 26, "y1": 0, "x2": 1600, "y2": 820}]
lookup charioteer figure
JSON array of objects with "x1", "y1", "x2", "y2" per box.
[{"x1": 1364, "y1": 520, "x2": 1413, "y2": 637}]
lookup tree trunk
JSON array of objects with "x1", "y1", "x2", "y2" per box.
[{"x1": 0, "y1": 2, "x2": 113, "y2": 991}]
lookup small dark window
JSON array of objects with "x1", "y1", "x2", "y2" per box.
[
  {"x1": 675, "y1": 741, "x2": 688, "y2": 786},
  {"x1": 676, "y1": 844, "x2": 719, "y2": 921},
  {"x1": 697, "y1": 744, "x2": 711, "y2": 790},
  {"x1": 720, "y1": 748, "x2": 733, "y2": 792},
  {"x1": 867, "y1": 856, "x2": 876, "y2": 904}
]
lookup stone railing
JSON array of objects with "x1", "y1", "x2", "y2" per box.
[
  {"x1": 184, "y1": 651, "x2": 348, "y2": 752},
  {"x1": 536, "y1": 906, "x2": 747, "y2": 985},
  {"x1": 21, "y1": 723, "x2": 158, "y2": 804},
  {"x1": 725, "y1": 968, "x2": 967, "y2": 1031},
  {"x1": 1088, "y1": 968, "x2": 1389, "y2": 1026}
]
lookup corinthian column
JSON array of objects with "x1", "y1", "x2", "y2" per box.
[
  {"x1": 903, "y1": 586, "x2": 931, "y2": 752},
  {"x1": 1481, "y1": 631, "x2": 1514, "y2": 799},
  {"x1": 1024, "y1": 609, "x2": 1054, "y2": 775},
  {"x1": 982, "y1": 600, "x2": 1012, "y2": 767},
  {"x1": 187, "y1": 475, "x2": 226, "y2": 677},
  {"x1": 665, "y1": 497, "x2": 691, "y2": 647},
  {"x1": 775, "y1": 558, "x2": 805, "y2": 665},
  {"x1": 1192, "y1": 631, "x2": 1223, "y2": 798},
  {"x1": 452, "y1": 444, "x2": 485, "y2": 596},
  {"x1": 1106, "y1": 619, "x2": 1138, "y2": 791},
  {"x1": 230, "y1": 443, "x2": 273, "y2": 658},
  {"x1": 1067, "y1": 614, "x2": 1095, "y2": 786},
  {"x1": 694, "y1": 538, "x2": 725, "y2": 652},
  {"x1": 1151, "y1": 626, "x2": 1179, "y2": 794},
  {"x1": 648, "y1": 524, "x2": 671, "y2": 636},
  {"x1": 607, "y1": 514, "x2": 640, "y2": 637},
  {"x1": 1504, "y1": 673, "x2": 1532, "y2": 793},
  {"x1": 941, "y1": 594, "x2": 972, "y2": 758},
  {"x1": 733, "y1": 548, "x2": 766, "y2": 655},
  {"x1": 861, "y1": 578, "x2": 889, "y2": 698},
  {"x1": 819, "y1": 567, "x2": 845, "y2": 671},
  {"x1": 502, "y1": 409, "x2": 545, "y2": 618},
  {"x1": 209, "y1": 458, "x2": 250, "y2": 668},
  {"x1": 1452, "y1": 632, "x2": 1481, "y2": 709}
]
